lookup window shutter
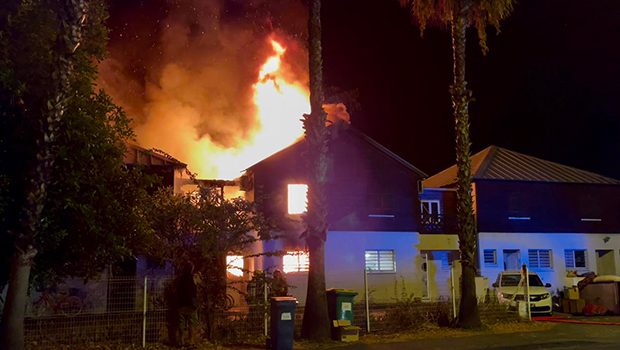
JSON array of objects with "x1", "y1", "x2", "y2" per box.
[
  {"x1": 528, "y1": 250, "x2": 539, "y2": 268},
  {"x1": 539, "y1": 250, "x2": 551, "y2": 268},
  {"x1": 365, "y1": 250, "x2": 395, "y2": 272},
  {"x1": 484, "y1": 249, "x2": 496, "y2": 266},
  {"x1": 565, "y1": 250, "x2": 575, "y2": 268}
]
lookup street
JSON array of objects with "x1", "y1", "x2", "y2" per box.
[{"x1": 333, "y1": 322, "x2": 620, "y2": 350}]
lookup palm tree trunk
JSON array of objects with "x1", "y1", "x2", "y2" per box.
[
  {"x1": 300, "y1": 0, "x2": 330, "y2": 340},
  {"x1": 450, "y1": 9, "x2": 481, "y2": 329},
  {"x1": 0, "y1": 2, "x2": 87, "y2": 349}
]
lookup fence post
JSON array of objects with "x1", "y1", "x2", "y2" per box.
[
  {"x1": 143, "y1": 276, "x2": 147, "y2": 348},
  {"x1": 525, "y1": 264, "x2": 531, "y2": 321},
  {"x1": 264, "y1": 278, "x2": 268, "y2": 337},
  {"x1": 364, "y1": 268, "x2": 370, "y2": 332},
  {"x1": 450, "y1": 263, "x2": 457, "y2": 320}
]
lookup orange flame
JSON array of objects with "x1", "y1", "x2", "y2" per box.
[{"x1": 206, "y1": 39, "x2": 309, "y2": 179}]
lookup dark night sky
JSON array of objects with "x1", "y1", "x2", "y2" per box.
[{"x1": 107, "y1": 0, "x2": 620, "y2": 180}]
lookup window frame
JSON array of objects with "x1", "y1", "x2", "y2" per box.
[
  {"x1": 565, "y1": 249, "x2": 588, "y2": 269},
  {"x1": 483, "y1": 249, "x2": 498, "y2": 267},
  {"x1": 368, "y1": 193, "x2": 395, "y2": 217},
  {"x1": 528, "y1": 249, "x2": 553, "y2": 270},
  {"x1": 287, "y1": 184, "x2": 308, "y2": 215},
  {"x1": 365, "y1": 249, "x2": 396, "y2": 274},
  {"x1": 226, "y1": 255, "x2": 244, "y2": 277},
  {"x1": 283, "y1": 251, "x2": 309, "y2": 274},
  {"x1": 420, "y1": 200, "x2": 441, "y2": 216}
]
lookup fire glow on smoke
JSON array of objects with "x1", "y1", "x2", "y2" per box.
[{"x1": 138, "y1": 39, "x2": 309, "y2": 180}]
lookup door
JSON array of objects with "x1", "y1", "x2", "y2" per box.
[
  {"x1": 503, "y1": 250, "x2": 521, "y2": 271},
  {"x1": 596, "y1": 250, "x2": 616, "y2": 276}
]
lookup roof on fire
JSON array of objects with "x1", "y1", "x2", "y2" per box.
[
  {"x1": 424, "y1": 146, "x2": 620, "y2": 188},
  {"x1": 245, "y1": 125, "x2": 427, "y2": 178},
  {"x1": 124, "y1": 143, "x2": 187, "y2": 168}
]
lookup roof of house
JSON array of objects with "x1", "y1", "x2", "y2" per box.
[
  {"x1": 245, "y1": 125, "x2": 427, "y2": 178},
  {"x1": 424, "y1": 146, "x2": 620, "y2": 188},
  {"x1": 124, "y1": 143, "x2": 187, "y2": 168}
]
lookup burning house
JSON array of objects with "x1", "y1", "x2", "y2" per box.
[{"x1": 241, "y1": 123, "x2": 444, "y2": 303}]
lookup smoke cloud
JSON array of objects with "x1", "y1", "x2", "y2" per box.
[{"x1": 99, "y1": 0, "x2": 309, "y2": 178}]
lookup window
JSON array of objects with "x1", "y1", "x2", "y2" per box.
[
  {"x1": 287, "y1": 184, "x2": 308, "y2": 214},
  {"x1": 283, "y1": 251, "x2": 309, "y2": 273},
  {"x1": 565, "y1": 249, "x2": 588, "y2": 269},
  {"x1": 368, "y1": 194, "x2": 394, "y2": 217},
  {"x1": 528, "y1": 249, "x2": 552, "y2": 269},
  {"x1": 365, "y1": 250, "x2": 396, "y2": 273},
  {"x1": 421, "y1": 200, "x2": 441, "y2": 217},
  {"x1": 484, "y1": 249, "x2": 497, "y2": 266},
  {"x1": 226, "y1": 255, "x2": 244, "y2": 277}
]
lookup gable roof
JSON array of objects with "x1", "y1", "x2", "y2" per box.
[
  {"x1": 245, "y1": 125, "x2": 427, "y2": 178},
  {"x1": 348, "y1": 127, "x2": 427, "y2": 177},
  {"x1": 424, "y1": 146, "x2": 620, "y2": 188}
]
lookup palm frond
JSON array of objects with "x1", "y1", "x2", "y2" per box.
[{"x1": 401, "y1": 0, "x2": 516, "y2": 53}]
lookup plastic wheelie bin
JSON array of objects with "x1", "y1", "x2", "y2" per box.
[{"x1": 269, "y1": 296, "x2": 297, "y2": 350}]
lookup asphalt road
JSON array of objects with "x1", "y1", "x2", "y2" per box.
[{"x1": 331, "y1": 322, "x2": 620, "y2": 350}]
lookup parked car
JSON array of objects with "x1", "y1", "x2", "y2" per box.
[{"x1": 492, "y1": 271, "x2": 552, "y2": 316}]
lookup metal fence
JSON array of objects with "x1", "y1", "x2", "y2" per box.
[
  {"x1": 20, "y1": 273, "x2": 518, "y2": 347},
  {"x1": 24, "y1": 276, "x2": 170, "y2": 347}
]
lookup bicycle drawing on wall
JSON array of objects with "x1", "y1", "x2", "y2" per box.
[{"x1": 28, "y1": 287, "x2": 83, "y2": 317}]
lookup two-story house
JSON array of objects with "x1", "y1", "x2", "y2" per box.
[
  {"x1": 422, "y1": 146, "x2": 620, "y2": 291},
  {"x1": 242, "y1": 124, "x2": 431, "y2": 302}
]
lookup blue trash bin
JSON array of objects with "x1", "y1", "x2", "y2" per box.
[{"x1": 269, "y1": 296, "x2": 297, "y2": 350}]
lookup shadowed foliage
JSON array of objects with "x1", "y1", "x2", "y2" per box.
[{"x1": 0, "y1": 1, "x2": 155, "y2": 349}]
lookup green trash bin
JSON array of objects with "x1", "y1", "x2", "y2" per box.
[{"x1": 326, "y1": 288, "x2": 358, "y2": 322}]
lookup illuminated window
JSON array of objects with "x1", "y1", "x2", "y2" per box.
[
  {"x1": 365, "y1": 250, "x2": 396, "y2": 273},
  {"x1": 287, "y1": 184, "x2": 308, "y2": 214},
  {"x1": 227, "y1": 255, "x2": 244, "y2": 277},
  {"x1": 283, "y1": 251, "x2": 309, "y2": 273}
]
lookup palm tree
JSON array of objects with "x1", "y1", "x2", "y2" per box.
[
  {"x1": 400, "y1": 0, "x2": 515, "y2": 328},
  {"x1": 0, "y1": 1, "x2": 87, "y2": 349},
  {"x1": 300, "y1": 0, "x2": 331, "y2": 340}
]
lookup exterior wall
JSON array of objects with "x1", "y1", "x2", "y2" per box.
[
  {"x1": 479, "y1": 232, "x2": 620, "y2": 293},
  {"x1": 249, "y1": 129, "x2": 424, "y2": 232},
  {"x1": 476, "y1": 180, "x2": 620, "y2": 233},
  {"x1": 256, "y1": 231, "x2": 460, "y2": 305}
]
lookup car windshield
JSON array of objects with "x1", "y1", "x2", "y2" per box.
[{"x1": 501, "y1": 274, "x2": 544, "y2": 287}]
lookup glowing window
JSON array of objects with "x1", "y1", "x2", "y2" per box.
[
  {"x1": 287, "y1": 184, "x2": 308, "y2": 214},
  {"x1": 227, "y1": 255, "x2": 244, "y2": 277},
  {"x1": 283, "y1": 251, "x2": 309, "y2": 273}
]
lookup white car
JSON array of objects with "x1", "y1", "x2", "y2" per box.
[{"x1": 492, "y1": 271, "x2": 553, "y2": 316}]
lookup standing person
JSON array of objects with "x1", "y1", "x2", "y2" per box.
[
  {"x1": 177, "y1": 262, "x2": 198, "y2": 346},
  {"x1": 272, "y1": 270, "x2": 288, "y2": 297}
]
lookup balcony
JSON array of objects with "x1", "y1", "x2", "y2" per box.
[{"x1": 420, "y1": 214, "x2": 458, "y2": 234}]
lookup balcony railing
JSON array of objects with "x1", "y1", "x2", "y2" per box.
[{"x1": 420, "y1": 214, "x2": 458, "y2": 234}]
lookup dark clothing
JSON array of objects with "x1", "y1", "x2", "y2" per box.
[
  {"x1": 272, "y1": 275, "x2": 288, "y2": 297},
  {"x1": 177, "y1": 273, "x2": 197, "y2": 308}
]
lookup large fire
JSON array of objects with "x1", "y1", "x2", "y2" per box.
[{"x1": 201, "y1": 40, "x2": 309, "y2": 179}]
